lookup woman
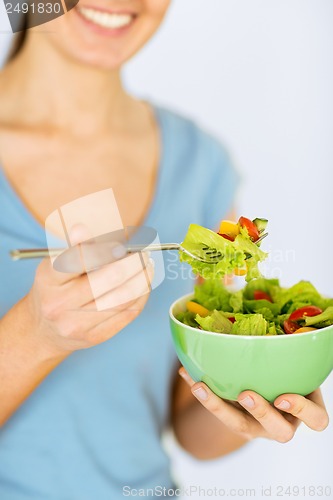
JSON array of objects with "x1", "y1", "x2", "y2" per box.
[{"x1": 0, "y1": 1, "x2": 329, "y2": 498}]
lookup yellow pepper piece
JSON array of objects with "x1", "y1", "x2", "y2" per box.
[
  {"x1": 294, "y1": 327, "x2": 317, "y2": 334},
  {"x1": 234, "y1": 266, "x2": 247, "y2": 276},
  {"x1": 219, "y1": 220, "x2": 240, "y2": 239},
  {"x1": 186, "y1": 301, "x2": 210, "y2": 317}
]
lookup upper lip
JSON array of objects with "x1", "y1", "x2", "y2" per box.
[{"x1": 77, "y1": 4, "x2": 138, "y2": 15}]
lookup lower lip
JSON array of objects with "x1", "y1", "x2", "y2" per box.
[{"x1": 74, "y1": 8, "x2": 136, "y2": 37}]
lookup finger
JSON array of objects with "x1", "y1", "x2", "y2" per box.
[
  {"x1": 54, "y1": 239, "x2": 127, "y2": 274},
  {"x1": 82, "y1": 259, "x2": 154, "y2": 311},
  {"x1": 68, "y1": 223, "x2": 92, "y2": 245},
  {"x1": 238, "y1": 391, "x2": 296, "y2": 443},
  {"x1": 307, "y1": 388, "x2": 326, "y2": 406},
  {"x1": 180, "y1": 367, "x2": 248, "y2": 412},
  {"x1": 51, "y1": 223, "x2": 95, "y2": 282},
  {"x1": 178, "y1": 367, "x2": 196, "y2": 387},
  {"x1": 48, "y1": 224, "x2": 129, "y2": 283},
  {"x1": 274, "y1": 389, "x2": 329, "y2": 431},
  {"x1": 87, "y1": 293, "x2": 150, "y2": 344},
  {"x1": 59, "y1": 294, "x2": 146, "y2": 339},
  {"x1": 38, "y1": 257, "x2": 82, "y2": 287},
  {"x1": 83, "y1": 252, "x2": 150, "y2": 301},
  {"x1": 55, "y1": 289, "x2": 150, "y2": 348},
  {"x1": 63, "y1": 252, "x2": 150, "y2": 307},
  {"x1": 182, "y1": 380, "x2": 258, "y2": 439}
]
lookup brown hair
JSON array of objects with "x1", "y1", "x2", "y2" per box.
[{"x1": 6, "y1": 15, "x2": 29, "y2": 63}]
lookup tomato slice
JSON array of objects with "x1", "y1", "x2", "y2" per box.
[
  {"x1": 289, "y1": 306, "x2": 322, "y2": 322},
  {"x1": 238, "y1": 217, "x2": 260, "y2": 242},
  {"x1": 283, "y1": 319, "x2": 300, "y2": 335},
  {"x1": 218, "y1": 232, "x2": 235, "y2": 242},
  {"x1": 253, "y1": 290, "x2": 272, "y2": 302}
]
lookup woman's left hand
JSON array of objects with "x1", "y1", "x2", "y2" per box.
[{"x1": 179, "y1": 367, "x2": 329, "y2": 443}]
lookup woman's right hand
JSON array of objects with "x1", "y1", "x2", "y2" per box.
[
  {"x1": 1, "y1": 232, "x2": 154, "y2": 425},
  {"x1": 25, "y1": 243, "x2": 154, "y2": 356}
]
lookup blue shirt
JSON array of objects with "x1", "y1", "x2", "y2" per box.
[{"x1": 0, "y1": 106, "x2": 239, "y2": 500}]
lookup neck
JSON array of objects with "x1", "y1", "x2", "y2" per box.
[{"x1": 1, "y1": 34, "x2": 132, "y2": 135}]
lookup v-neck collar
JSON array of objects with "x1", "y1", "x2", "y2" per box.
[{"x1": 0, "y1": 103, "x2": 166, "y2": 245}]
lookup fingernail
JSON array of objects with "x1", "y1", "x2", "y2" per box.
[
  {"x1": 193, "y1": 387, "x2": 208, "y2": 401},
  {"x1": 276, "y1": 400, "x2": 291, "y2": 410},
  {"x1": 239, "y1": 396, "x2": 255, "y2": 408},
  {"x1": 149, "y1": 257, "x2": 155, "y2": 268},
  {"x1": 112, "y1": 244, "x2": 127, "y2": 260},
  {"x1": 179, "y1": 368, "x2": 190, "y2": 382}
]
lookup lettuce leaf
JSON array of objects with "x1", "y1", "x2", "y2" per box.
[
  {"x1": 231, "y1": 314, "x2": 267, "y2": 336},
  {"x1": 267, "y1": 322, "x2": 284, "y2": 335},
  {"x1": 273, "y1": 281, "x2": 332, "y2": 312},
  {"x1": 194, "y1": 279, "x2": 232, "y2": 311},
  {"x1": 243, "y1": 299, "x2": 280, "y2": 320},
  {"x1": 180, "y1": 224, "x2": 267, "y2": 280},
  {"x1": 176, "y1": 311, "x2": 198, "y2": 328},
  {"x1": 233, "y1": 234, "x2": 268, "y2": 282},
  {"x1": 243, "y1": 278, "x2": 281, "y2": 301},
  {"x1": 195, "y1": 310, "x2": 233, "y2": 334},
  {"x1": 193, "y1": 280, "x2": 245, "y2": 313},
  {"x1": 229, "y1": 290, "x2": 244, "y2": 313}
]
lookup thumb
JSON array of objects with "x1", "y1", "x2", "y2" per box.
[
  {"x1": 68, "y1": 223, "x2": 92, "y2": 246},
  {"x1": 68, "y1": 225, "x2": 127, "y2": 272},
  {"x1": 53, "y1": 224, "x2": 93, "y2": 274}
]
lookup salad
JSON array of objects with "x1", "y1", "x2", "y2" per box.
[
  {"x1": 177, "y1": 217, "x2": 333, "y2": 336},
  {"x1": 177, "y1": 278, "x2": 333, "y2": 336},
  {"x1": 180, "y1": 216, "x2": 268, "y2": 281}
]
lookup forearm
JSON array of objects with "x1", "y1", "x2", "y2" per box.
[
  {"x1": 172, "y1": 398, "x2": 248, "y2": 460},
  {"x1": 0, "y1": 297, "x2": 68, "y2": 426}
]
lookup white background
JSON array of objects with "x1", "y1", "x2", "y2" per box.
[{"x1": 1, "y1": 1, "x2": 333, "y2": 498}]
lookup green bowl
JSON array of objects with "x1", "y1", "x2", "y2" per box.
[{"x1": 169, "y1": 293, "x2": 333, "y2": 402}]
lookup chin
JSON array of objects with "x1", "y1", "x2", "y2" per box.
[{"x1": 42, "y1": 2, "x2": 167, "y2": 71}]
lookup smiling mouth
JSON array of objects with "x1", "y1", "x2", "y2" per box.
[{"x1": 76, "y1": 7, "x2": 136, "y2": 30}]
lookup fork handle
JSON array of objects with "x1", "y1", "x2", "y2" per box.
[{"x1": 10, "y1": 243, "x2": 180, "y2": 261}]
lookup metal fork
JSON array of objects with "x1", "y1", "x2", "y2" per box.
[{"x1": 10, "y1": 233, "x2": 267, "y2": 264}]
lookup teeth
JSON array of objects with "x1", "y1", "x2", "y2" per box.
[{"x1": 78, "y1": 7, "x2": 134, "y2": 29}]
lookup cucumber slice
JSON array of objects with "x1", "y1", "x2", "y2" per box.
[{"x1": 253, "y1": 218, "x2": 268, "y2": 234}]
